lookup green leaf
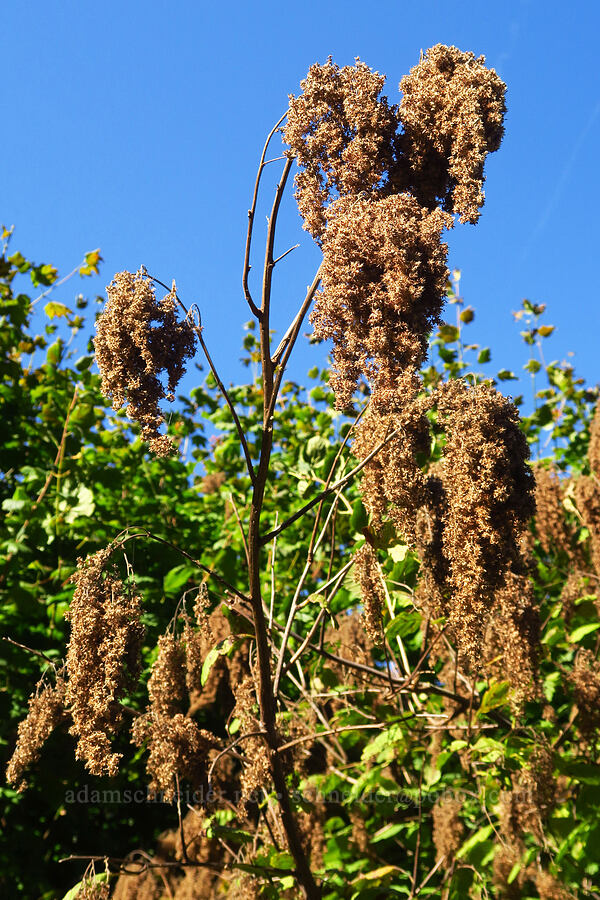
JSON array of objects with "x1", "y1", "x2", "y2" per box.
[
  {"x1": 569, "y1": 622, "x2": 600, "y2": 643},
  {"x1": 64, "y1": 485, "x2": 95, "y2": 523},
  {"x1": 438, "y1": 324, "x2": 459, "y2": 343},
  {"x1": 477, "y1": 347, "x2": 491, "y2": 364},
  {"x1": 456, "y1": 824, "x2": 494, "y2": 860},
  {"x1": 62, "y1": 874, "x2": 107, "y2": 900},
  {"x1": 44, "y1": 301, "x2": 72, "y2": 319},
  {"x1": 524, "y1": 358, "x2": 541, "y2": 374},
  {"x1": 201, "y1": 637, "x2": 235, "y2": 686},
  {"x1": 478, "y1": 680, "x2": 510, "y2": 716},
  {"x1": 163, "y1": 564, "x2": 197, "y2": 594},
  {"x1": 350, "y1": 498, "x2": 369, "y2": 532}
]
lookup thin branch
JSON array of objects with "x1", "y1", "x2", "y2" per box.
[
  {"x1": 2, "y1": 637, "x2": 56, "y2": 666},
  {"x1": 273, "y1": 244, "x2": 299, "y2": 266},
  {"x1": 278, "y1": 722, "x2": 386, "y2": 753},
  {"x1": 260, "y1": 155, "x2": 293, "y2": 419},
  {"x1": 242, "y1": 111, "x2": 289, "y2": 319},
  {"x1": 193, "y1": 325, "x2": 256, "y2": 486},
  {"x1": 114, "y1": 529, "x2": 251, "y2": 606},
  {"x1": 148, "y1": 277, "x2": 256, "y2": 486},
  {"x1": 270, "y1": 267, "x2": 321, "y2": 369},
  {"x1": 207, "y1": 730, "x2": 268, "y2": 787},
  {"x1": 228, "y1": 492, "x2": 250, "y2": 569}
]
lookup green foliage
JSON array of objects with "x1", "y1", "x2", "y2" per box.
[{"x1": 2, "y1": 222, "x2": 600, "y2": 900}]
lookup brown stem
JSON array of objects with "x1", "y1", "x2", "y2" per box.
[
  {"x1": 243, "y1": 112, "x2": 289, "y2": 319},
  {"x1": 243, "y1": 159, "x2": 321, "y2": 899},
  {"x1": 260, "y1": 155, "x2": 293, "y2": 421}
]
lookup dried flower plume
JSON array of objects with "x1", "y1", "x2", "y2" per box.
[
  {"x1": 66, "y1": 548, "x2": 145, "y2": 776},
  {"x1": 95, "y1": 268, "x2": 196, "y2": 456}
]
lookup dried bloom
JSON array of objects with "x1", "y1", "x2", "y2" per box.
[
  {"x1": 66, "y1": 548, "x2": 145, "y2": 776},
  {"x1": 325, "y1": 608, "x2": 375, "y2": 689},
  {"x1": 311, "y1": 194, "x2": 451, "y2": 408},
  {"x1": 569, "y1": 649, "x2": 600, "y2": 736},
  {"x1": 284, "y1": 58, "x2": 398, "y2": 239},
  {"x1": 575, "y1": 474, "x2": 600, "y2": 577},
  {"x1": 130, "y1": 625, "x2": 219, "y2": 799},
  {"x1": 6, "y1": 675, "x2": 67, "y2": 791},
  {"x1": 432, "y1": 795, "x2": 464, "y2": 864},
  {"x1": 76, "y1": 876, "x2": 111, "y2": 900},
  {"x1": 493, "y1": 844, "x2": 525, "y2": 900},
  {"x1": 353, "y1": 542, "x2": 385, "y2": 642},
  {"x1": 484, "y1": 572, "x2": 540, "y2": 707},
  {"x1": 559, "y1": 570, "x2": 589, "y2": 624},
  {"x1": 534, "y1": 870, "x2": 576, "y2": 900},
  {"x1": 533, "y1": 464, "x2": 575, "y2": 556},
  {"x1": 132, "y1": 712, "x2": 216, "y2": 801},
  {"x1": 95, "y1": 268, "x2": 196, "y2": 456},
  {"x1": 421, "y1": 381, "x2": 535, "y2": 667},
  {"x1": 231, "y1": 674, "x2": 271, "y2": 807},
  {"x1": 352, "y1": 370, "x2": 431, "y2": 538},
  {"x1": 148, "y1": 632, "x2": 187, "y2": 717},
  {"x1": 398, "y1": 44, "x2": 506, "y2": 223},
  {"x1": 499, "y1": 744, "x2": 555, "y2": 843},
  {"x1": 589, "y1": 400, "x2": 600, "y2": 479}
]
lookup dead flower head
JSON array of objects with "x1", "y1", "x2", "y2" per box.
[
  {"x1": 94, "y1": 268, "x2": 196, "y2": 456},
  {"x1": 6, "y1": 674, "x2": 67, "y2": 791},
  {"x1": 398, "y1": 44, "x2": 506, "y2": 223},
  {"x1": 66, "y1": 547, "x2": 145, "y2": 777},
  {"x1": 284, "y1": 57, "x2": 398, "y2": 240},
  {"x1": 419, "y1": 381, "x2": 535, "y2": 668}
]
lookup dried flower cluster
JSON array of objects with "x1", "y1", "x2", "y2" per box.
[
  {"x1": 398, "y1": 44, "x2": 506, "y2": 223},
  {"x1": 284, "y1": 58, "x2": 398, "y2": 240},
  {"x1": 416, "y1": 382, "x2": 535, "y2": 667},
  {"x1": 66, "y1": 548, "x2": 145, "y2": 776},
  {"x1": 352, "y1": 369, "x2": 431, "y2": 538},
  {"x1": 95, "y1": 268, "x2": 196, "y2": 456},
  {"x1": 352, "y1": 541, "x2": 385, "y2": 642},
  {"x1": 534, "y1": 464, "x2": 575, "y2": 555},
  {"x1": 312, "y1": 195, "x2": 451, "y2": 408},
  {"x1": 569, "y1": 649, "x2": 600, "y2": 736},
  {"x1": 6, "y1": 674, "x2": 67, "y2": 791},
  {"x1": 231, "y1": 674, "x2": 271, "y2": 809},
  {"x1": 483, "y1": 571, "x2": 540, "y2": 706},
  {"x1": 432, "y1": 795, "x2": 463, "y2": 865},
  {"x1": 132, "y1": 629, "x2": 216, "y2": 800},
  {"x1": 286, "y1": 45, "x2": 505, "y2": 420}
]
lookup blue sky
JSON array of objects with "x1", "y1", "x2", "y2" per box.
[{"x1": 4, "y1": 0, "x2": 599, "y2": 404}]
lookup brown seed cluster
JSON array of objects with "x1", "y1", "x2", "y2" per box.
[
  {"x1": 483, "y1": 571, "x2": 540, "y2": 707},
  {"x1": 66, "y1": 548, "x2": 145, "y2": 777},
  {"x1": 352, "y1": 369, "x2": 431, "y2": 538},
  {"x1": 589, "y1": 400, "x2": 600, "y2": 478},
  {"x1": 95, "y1": 268, "x2": 196, "y2": 456},
  {"x1": 398, "y1": 44, "x2": 506, "y2": 223},
  {"x1": 417, "y1": 382, "x2": 535, "y2": 668},
  {"x1": 284, "y1": 58, "x2": 398, "y2": 240},
  {"x1": 6, "y1": 675, "x2": 67, "y2": 791},
  {"x1": 499, "y1": 744, "x2": 555, "y2": 844},
  {"x1": 432, "y1": 795, "x2": 464, "y2": 864},
  {"x1": 352, "y1": 542, "x2": 385, "y2": 643},
  {"x1": 132, "y1": 629, "x2": 217, "y2": 800},
  {"x1": 533, "y1": 464, "x2": 575, "y2": 556},
  {"x1": 231, "y1": 674, "x2": 271, "y2": 808},
  {"x1": 312, "y1": 195, "x2": 452, "y2": 408},
  {"x1": 569, "y1": 649, "x2": 600, "y2": 736},
  {"x1": 575, "y1": 473, "x2": 600, "y2": 577}
]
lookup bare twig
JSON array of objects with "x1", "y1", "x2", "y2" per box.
[
  {"x1": 149, "y1": 276, "x2": 257, "y2": 486},
  {"x1": 242, "y1": 112, "x2": 288, "y2": 319}
]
